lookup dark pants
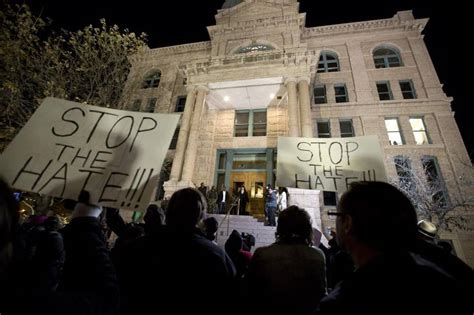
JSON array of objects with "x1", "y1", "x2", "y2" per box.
[
  {"x1": 267, "y1": 206, "x2": 276, "y2": 226},
  {"x1": 218, "y1": 202, "x2": 226, "y2": 214}
]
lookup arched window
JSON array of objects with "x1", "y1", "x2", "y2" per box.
[
  {"x1": 373, "y1": 47, "x2": 403, "y2": 68},
  {"x1": 142, "y1": 71, "x2": 161, "y2": 89},
  {"x1": 317, "y1": 52, "x2": 340, "y2": 73},
  {"x1": 236, "y1": 43, "x2": 274, "y2": 54}
]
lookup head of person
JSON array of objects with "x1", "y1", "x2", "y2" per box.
[
  {"x1": 200, "y1": 182, "x2": 204, "y2": 187},
  {"x1": 335, "y1": 181, "x2": 417, "y2": 254},
  {"x1": 276, "y1": 205, "x2": 313, "y2": 245},
  {"x1": 44, "y1": 216, "x2": 62, "y2": 231},
  {"x1": 240, "y1": 186, "x2": 245, "y2": 192},
  {"x1": 225, "y1": 229, "x2": 243, "y2": 254},
  {"x1": 166, "y1": 188, "x2": 207, "y2": 231},
  {"x1": 201, "y1": 217, "x2": 218, "y2": 241},
  {"x1": 144, "y1": 204, "x2": 165, "y2": 228},
  {"x1": 0, "y1": 178, "x2": 19, "y2": 270}
]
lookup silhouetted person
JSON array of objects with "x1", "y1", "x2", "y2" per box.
[
  {"x1": 217, "y1": 185, "x2": 229, "y2": 214},
  {"x1": 245, "y1": 206, "x2": 327, "y2": 315},
  {"x1": 225, "y1": 229, "x2": 252, "y2": 278},
  {"x1": 316, "y1": 181, "x2": 472, "y2": 315},
  {"x1": 201, "y1": 216, "x2": 219, "y2": 243},
  {"x1": 237, "y1": 186, "x2": 249, "y2": 215}
]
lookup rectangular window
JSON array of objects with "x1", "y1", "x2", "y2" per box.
[
  {"x1": 334, "y1": 84, "x2": 348, "y2": 103},
  {"x1": 422, "y1": 156, "x2": 448, "y2": 207},
  {"x1": 234, "y1": 110, "x2": 267, "y2": 137},
  {"x1": 175, "y1": 96, "x2": 187, "y2": 112},
  {"x1": 339, "y1": 119, "x2": 354, "y2": 137},
  {"x1": 376, "y1": 81, "x2": 393, "y2": 101},
  {"x1": 385, "y1": 118, "x2": 404, "y2": 145},
  {"x1": 317, "y1": 120, "x2": 331, "y2": 138},
  {"x1": 323, "y1": 191, "x2": 337, "y2": 206},
  {"x1": 145, "y1": 98, "x2": 157, "y2": 113},
  {"x1": 168, "y1": 127, "x2": 179, "y2": 150},
  {"x1": 409, "y1": 117, "x2": 430, "y2": 145},
  {"x1": 314, "y1": 85, "x2": 327, "y2": 104},
  {"x1": 400, "y1": 80, "x2": 417, "y2": 99},
  {"x1": 131, "y1": 99, "x2": 142, "y2": 111},
  {"x1": 394, "y1": 156, "x2": 414, "y2": 189}
]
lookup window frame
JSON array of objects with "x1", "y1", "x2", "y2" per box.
[
  {"x1": 317, "y1": 120, "x2": 331, "y2": 138},
  {"x1": 373, "y1": 47, "x2": 403, "y2": 68},
  {"x1": 376, "y1": 81, "x2": 394, "y2": 101},
  {"x1": 399, "y1": 80, "x2": 417, "y2": 99},
  {"x1": 142, "y1": 71, "x2": 162, "y2": 89},
  {"x1": 145, "y1": 98, "x2": 157, "y2": 113},
  {"x1": 175, "y1": 96, "x2": 187, "y2": 112},
  {"x1": 339, "y1": 119, "x2": 354, "y2": 137},
  {"x1": 334, "y1": 84, "x2": 349, "y2": 103},
  {"x1": 385, "y1": 118, "x2": 404, "y2": 145},
  {"x1": 409, "y1": 117, "x2": 430, "y2": 145},
  {"x1": 314, "y1": 85, "x2": 327, "y2": 104},
  {"x1": 317, "y1": 52, "x2": 340, "y2": 73},
  {"x1": 234, "y1": 109, "x2": 267, "y2": 137}
]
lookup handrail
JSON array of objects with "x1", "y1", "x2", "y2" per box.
[{"x1": 216, "y1": 196, "x2": 240, "y2": 241}]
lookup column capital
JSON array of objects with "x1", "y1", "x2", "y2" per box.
[
  {"x1": 297, "y1": 76, "x2": 311, "y2": 85},
  {"x1": 186, "y1": 85, "x2": 197, "y2": 93},
  {"x1": 195, "y1": 85, "x2": 210, "y2": 93},
  {"x1": 284, "y1": 77, "x2": 298, "y2": 85}
]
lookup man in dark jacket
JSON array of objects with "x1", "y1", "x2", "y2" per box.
[{"x1": 316, "y1": 181, "x2": 472, "y2": 315}]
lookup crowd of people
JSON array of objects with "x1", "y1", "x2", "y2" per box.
[{"x1": 0, "y1": 178, "x2": 472, "y2": 315}]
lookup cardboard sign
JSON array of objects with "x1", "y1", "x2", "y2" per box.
[
  {"x1": 276, "y1": 136, "x2": 387, "y2": 193},
  {"x1": 0, "y1": 97, "x2": 180, "y2": 211}
]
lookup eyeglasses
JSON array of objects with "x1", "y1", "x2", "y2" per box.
[{"x1": 327, "y1": 211, "x2": 346, "y2": 217}]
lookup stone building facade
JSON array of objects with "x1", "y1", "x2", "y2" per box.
[{"x1": 124, "y1": 0, "x2": 473, "y2": 265}]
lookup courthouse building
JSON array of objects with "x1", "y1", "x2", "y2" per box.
[{"x1": 123, "y1": 0, "x2": 473, "y2": 264}]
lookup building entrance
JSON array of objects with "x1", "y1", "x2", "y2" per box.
[{"x1": 230, "y1": 171, "x2": 266, "y2": 217}]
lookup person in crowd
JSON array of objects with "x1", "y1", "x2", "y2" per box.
[
  {"x1": 201, "y1": 216, "x2": 219, "y2": 244},
  {"x1": 265, "y1": 185, "x2": 277, "y2": 226},
  {"x1": 217, "y1": 185, "x2": 229, "y2": 214},
  {"x1": 244, "y1": 206, "x2": 327, "y2": 315},
  {"x1": 206, "y1": 186, "x2": 218, "y2": 214},
  {"x1": 198, "y1": 182, "x2": 208, "y2": 201},
  {"x1": 277, "y1": 187, "x2": 288, "y2": 215},
  {"x1": 324, "y1": 228, "x2": 354, "y2": 291},
  {"x1": 316, "y1": 181, "x2": 472, "y2": 315},
  {"x1": 412, "y1": 219, "x2": 473, "y2": 304},
  {"x1": 237, "y1": 186, "x2": 249, "y2": 216},
  {"x1": 118, "y1": 188, "x2": 235, "y2": 315},
  {"x1": 143, "y1": 204, "x2": 165, "y2": 236},
  {"x1": 225, "y1": 230, "x2": 252, "y2": 278},
  {"x1": 0, "y1": 180, "x2": 119, "y2": 315}
]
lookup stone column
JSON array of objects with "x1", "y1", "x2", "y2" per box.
[
  {"x1": 181, "y1": 85, "x2": 209, "y2": 183},
  {"x1": 285, "y1": 77, "x2": 299, "y2": 137},
  {"x1": 298, "y1": 76, "x2": 313, "y2": 137},
  {"x1": 169, "y1": 86, "x2": 197, "y2": 181}
]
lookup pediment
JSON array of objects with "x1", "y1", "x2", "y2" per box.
[{"x1": 217, "y1": 0, "x2": 297, "y2": 20}]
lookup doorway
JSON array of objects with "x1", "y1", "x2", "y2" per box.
[{"x1": 230, "y1": 172, "x2": 266, "y2": 216}]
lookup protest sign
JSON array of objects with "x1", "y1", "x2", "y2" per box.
[
  {"x1": 276, "y1": 135, "x2": 387, "y2": 194},
  {"x1": 0, "y1": 97, "x2": 180, "y2": 211}
]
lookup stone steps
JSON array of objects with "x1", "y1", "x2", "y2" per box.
[{"x1": 208, "y1": 214, "x2": 276, "y2": 251}]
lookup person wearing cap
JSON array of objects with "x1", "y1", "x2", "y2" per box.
[
  {"x1": 316, "y1": 181, "x2": 472, "y2": 315},
  {"x1": 412, "y1": 220, "x2": 474, "y2": 306}
]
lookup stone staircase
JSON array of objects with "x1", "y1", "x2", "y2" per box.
[{"x1": 208, "y1": 214, "x2": 276, "y2": 251}]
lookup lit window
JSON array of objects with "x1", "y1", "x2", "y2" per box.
[
  {"x1": 234, "y1": 110, "x2": 267, "y2": 137},
  {"x1": 142, "y1": 71, "x2": 161, "y2": 89},
  {"x1": 377, "y1": 81, "x2": 393, "y2": 101},
  {"x1": 400, "y1": 80, "x2": 417, "y2": 99},
  {"x1": 373, "y1": 47, "x2": 403, "y2": 68},
  {"x1": 335, "y1": 84, "x2": 348, "y2": 103},
  {"x1": 317, "y1": 120, "x2": 331, "y2": 138},
  {"x1": 314, "y1": 85, "x2": 327, "y2": 104},
  {"x1": 409, "y1": 117, "x2": 430, "y2": 145},
  {"x1": 339, "y1": 119, "x2": 354, "y2": 137},
  {"x1": 317, "y1": 52, "x2": 340, "y2": 73},
  {"x1": 385, "y1": 118, "x2": 404, "y2": 145}
]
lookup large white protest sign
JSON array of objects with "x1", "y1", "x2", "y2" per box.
[
  {"x1": 276, "y1": 136, "x2": 387, "y2": 194},
  {"x1": 0, "y1": 97, "x2": 180, "y2": 211}
]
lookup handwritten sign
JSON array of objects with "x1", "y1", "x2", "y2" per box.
[
  {"x1": 276, "y1": 136, "x2": 387, "y2": 193},
  {"x1": 0, "y1": 97, "x2": 180, "y2": 211}
]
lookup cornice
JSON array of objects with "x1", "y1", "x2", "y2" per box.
[
  {"x1": 144, "y1": 41, "x2": 212, "y2": 57},
  {"x1": 302, "y1": 17, "x2": 428, "y2": 38}
]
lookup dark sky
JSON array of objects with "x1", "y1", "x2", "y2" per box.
[{"x1": 13, "y1": 0, "x2": 473, "y2": 159}]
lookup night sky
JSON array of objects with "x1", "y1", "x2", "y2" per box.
[{"x1": 11, "y1": 0, "x2": 473, "y2": 159}]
